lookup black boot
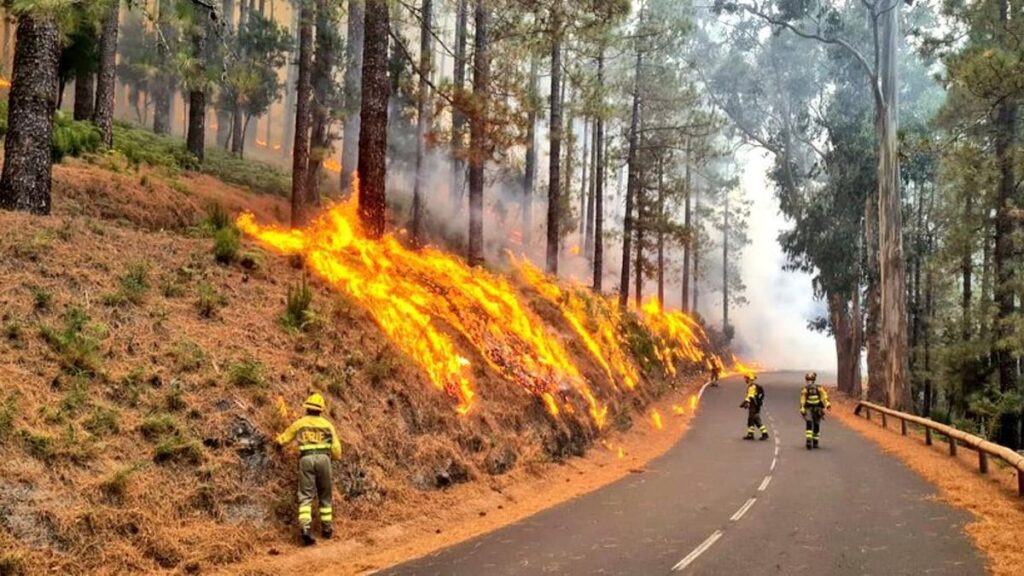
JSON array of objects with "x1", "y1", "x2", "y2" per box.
[
  {"x1": 760, "y1": 432, "x2": 770, "y2": 441},
  {"x1": 805, "y1": 439, "x2": 812, "y2": 450},
  {"x1": 322, "y1": 525, "x2": 333, "y2": 540},
  {"x1": 743, "y1": 433, "x2": 755, "y2": 440},
  {"x1": 301, "y1": 528, "x2": 316, "y2": 546},
  {"x1": 812, "y1": 439, "x2": 820, "y2": 449}
]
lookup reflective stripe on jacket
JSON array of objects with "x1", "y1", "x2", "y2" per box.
[
  {"x1": 276, "y1": 414, "x2": 342, "y2": 460},
  {"x1": 800, "y1": 384, "x2": 830, "y2": 410}
]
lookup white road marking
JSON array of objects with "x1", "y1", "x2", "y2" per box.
[
  {"x1": 774, "y1": 446, "x2": 779, "y2": 456},
  {"x1": 770, "y1": 457, "x2": 777, "y2": 471},
  {"x1": 672, "y1": 530, "x2": 723, "y2": 571},
  {"x1": 773, "y1": 436, "x2": 780, "y2": 446},
  {"x1": 758, "y1": 475, "x2": 772, "y2": 491},
  {"x1": 730, "y1": 498, "x2": 757, "y2": 521}
]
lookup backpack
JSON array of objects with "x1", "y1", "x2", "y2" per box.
[{"x1": 753, "y1": 384, "x2": 765, "y2": 408}]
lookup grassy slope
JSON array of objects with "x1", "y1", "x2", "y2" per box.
[{"x1": 0, "y1": 153, "x2": 696, "y2": 575}]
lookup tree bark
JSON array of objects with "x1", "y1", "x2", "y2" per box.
[
  {"x1": 591, "y1": 52, "x2": 605, "y2": 293},
  {"x1": 290, "y1": 0, "x2": 315, "y2": 227},
  {"x1": 185, "y1": 5, "x2": 210, "y2": 161},
  {"x1": 584, "y1": 114, "x2": 597, "y2": 259},
  {"x1": 656, "y1": 158, "x2": 665, "y2": 306},
  {"x1": 722, "y1": 190, "x2": 730, "y2": 334},
  {"x1": 634, "y1": 169, "x2": 644, "y2": 308},
  {"x1": 692, "y1": 183, "x2": 700, "y2": 314},
  {"x1": 282, "y1": 6, "x2": 299, "y2": 155},
  {"x1": 341, "y1": 0, "x2": 364, "y2": 195},
  {"x1": 410, "y1": 0, "x2": 433, "y2": 247},
  {"x1": 545, "y1": 20, "x2": 562, "y2": 275},
  {"x1": 865, "y1": 190, "x2": 884, "y2": 403},
  {"x1": 876, "y1": 1, "x2": 910, "y2": 410},
  {"x1": 579, "y1": 118, "x2": 589, "y2": 243},
  {"x1": 449, "y1": 0, "x2": 468, "y2": 213},
  {"x1": 357, "y1": 0, "x2": 390, "y2": 239},
  {"x1": 467, "y1": 0, "x2": 489, "y2": 266},
  {"x1": 93, "y1": 0, "x2": 120, "y2": 148},
  {"x1": 306, "y1": 0, "x2": 339, "y2": 210},
  {"x1": 619, "y1": 45, "x2": 642, "y2": 308},
  {"x1": 0, "y1": 12, "x2": 61, "y2": 215},
  {"x1": 681, "y1": 141, "x2": 692, "y2": 312},
  {"x1": 522, "y1": 55, "x2": 537, "y2": 247},
  {"x1": 216, "y1": 0, "x2": 236, "y2": 149},
  {"x1": 73, "y1": 69, "x2": 94, "y2": 121}
]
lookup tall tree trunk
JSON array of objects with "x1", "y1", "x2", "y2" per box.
[
  {"x1": 341, "y1": 0, "x2": 364, "y2": 195},
  {"x1": 584, "y1": 114, "x2": 597, "y2": 259},
  {"x1": 876, "y1": 2, "x2": 910, "y2": 410},
  {"x1": 185, "y1": 5, "x2": 209, "y2": 161},
  {"x1": 722, "y1": 191, "x2": 730, "y2": 335},
  {"x1": 591, "y1": 52, "x2": 605, "y2": 293},
  {"x1": 93, "y1": 0, "x2": 120, "y2": 148},
  {"x1": 681, "y1": 141, "x2": 692, "y2": 312},
  {"x1": 522, "y1": 55, "x2": 537, "y2": 247},
  {"x1": 357, "y1": 0, "x2": 390, "y2": 239},
  {"x1": 73, "y1": 69, "x2": 94, "y2": 121},
  {"x1": 449, "y1": 0, "x2": 468, "y2": 213},
  {"x1": 865, "y1": 190, "x2": 884, "y2": 403},
  {"x1": 830, "y1": 293, "x2": 852, "y2": 395},
  {"x1": 467, "y1": 0, "x2": 489, "y2": 266},
  {"x1": 545, "y1": 20, "x2": 562, "y2": 275},
  {"x1": 410, "y1": 0, "x2": 434, "y2": 246},
  {"x1": 282, "y1": 6, "x2": 299, "y2": 154},
  {"x1": 852, "y1": 281, "x2": 863, "y2": 397},
  {"x1": 290, "y1": 0, "x2": 315, "y2": 227},
  {"x1": 306, "y1": 0, "x2": 339, "y2": 210},
  {"x1": 0, "y1": 12, "x2": 61, "y2": 215},
  {"x1": 656, "y1": 158, "x2": 665, "y2": 306},
  {"x1": 692, "y1": 183, "x2": 700, "y2": 314},
  {"x1": 619, "y1": 45, "x2": 642, "y2": 308},
  {"x1": 579, "y1": 118, "x2": 589, "y2": 243},
  {"x1": 216, "y1": 0, "x2": 236, "y2": 148},
  {"x1": 960, "y1": 189, "x2": 973, "y2": 414},
  {"x1": 634, "y1": 171, "x2": 644, "y2": 308}
]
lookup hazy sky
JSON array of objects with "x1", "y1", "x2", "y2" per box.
[{"x1": 724, "y1": 149, "x2": 836, "y2": 372}]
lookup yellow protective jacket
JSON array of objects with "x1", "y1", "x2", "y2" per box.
[
  {"x1": 744, "y1": 382, "x2": 763, "y2": 407},
  {"x1": 800, "y1": 384, "x2": 830, "y2": 411},
  {"x1": 276, "y1": 414, "x2": 342, "y2": 460}
]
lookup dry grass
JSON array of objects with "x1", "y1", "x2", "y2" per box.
[
  {"x1": 833, "y1": 396, "x2": 1024, "y2": 576},
  {"x1": 0, "y1": 162, "x2": 706, "y2": 574}
]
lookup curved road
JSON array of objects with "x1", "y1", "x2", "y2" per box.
[{"x1": 378, "y1": 372, "x2": 984, "y2": 575}]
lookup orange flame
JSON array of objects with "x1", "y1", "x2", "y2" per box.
[
  {"x1": 651, "y1": 409, "x2": 664, "y2": 430},
  {"x1": 671, "y1": 404, "x2": 686, "y2": 416},
  {"x1": 323, "y1": 158, "x2": 342, "y2": 173},
  {"x1": 255, "y1": 138, "x2": 268, "y2": 148},
  {"x1": 237, "y1": 195, "x2": 607, "y2": 424},
  {"x1": 0, "y1": 78, "x2": 10, "y2": 89},
  {"x1": 690, "y1": 394, "x2": 698, "y2": 413},
  {"x1": 569, "y1": 244, "x2": 581, "y2": 256},
  {"x1": 617, "y1": 447, "x2": 624, "y2": 459},
  {"x1": 640, "y1": 299, "x2": 711, "y2": 376},
  {"x1": 276, "y1": 395, "x2": 290, "y2": 420}
]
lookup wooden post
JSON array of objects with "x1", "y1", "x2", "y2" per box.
[
  {"x1": 948, "y1": 436, "x2": 957, "y2": 456},
  {"x1": 1018, "y1": 469, "x2": 1023, "y2": 497},
  {"x1": 979, "y1": 451, "x2": 988, "y2": 474},
  {"x1": 882, "y1": 412, "x2": 887, "y2": 428},
  {"x1": 925, "y1": 427, "x2": 933, "y2": 446},
  {"x1": 866, "y1": 408, "x2": 871, "y2": 422},
  {"x1": 900, "y1": 419, "x2": 907, "y2": 436}
]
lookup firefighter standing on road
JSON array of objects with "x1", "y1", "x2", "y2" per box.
[
  {"x1": 800, "y1": 372, "x2": 831, "y2": 449},
  {"x1": 740, "y1": 374, "x2": 769, "y2": 440},
  {"x1": 276, "y1": 392, "x2": 341, "y2": 545}
]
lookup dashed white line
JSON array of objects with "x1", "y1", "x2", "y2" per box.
[
  {"x1": 770, "y1": 457, "x2": 777, "y2": 471},
  {"x1": 758, "y1": 475, "x2": 772, "y2": 491},
  {"x1": 730, "y1": 498, "x2": 757, "y2": 521},
  {"x1": 774, "y1": 446, "x2": 779, "y2": 456},
  {"x1": 672, "y1": 530, "x2": 723, "y2": 571}
]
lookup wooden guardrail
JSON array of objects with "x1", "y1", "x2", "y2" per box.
[{"x1": 854, "y1": 400, "x2": 1024, "y2": 497}]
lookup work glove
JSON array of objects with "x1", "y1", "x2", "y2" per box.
[
  {"x1": 740, "y1": 401, "x2": 749, "y2": 409},
  {"x1": 800, "y1": 408, "x2": 806, "y2": 415}
]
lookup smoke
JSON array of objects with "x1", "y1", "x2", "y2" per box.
[{"x1": 724, "y1": 149, "x2": 835, "y2": 372}]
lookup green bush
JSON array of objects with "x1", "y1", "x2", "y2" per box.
[
  {"x1": 154, "y1": 436, "x2": 203, "y2": 465},
  {"x1": 101, "y1": 464, "x2": 143, "y2": 503},
  {"x1": 281, "y1": 276, "x2": 316, "y2": 331},
  {"x1": 228, "y1": 358, "x2": 266, "y2": 388},
  {"x1": 203, "y1": 202, "x2": 231, "y2": 232},
  {"x1": 52, "y1": 113, "x2": 103, "y2": 161},
  {"x1": 170, "y1": 339, "x2": 205, "y2": 372},
  {"x1": 104, "y1": 262, "x2": 150, "y2": 306},
  {"x1": 139, "y1": 414, "x2": 178, "y2": 440},
  {"x1": 203, "y1": 147, "x2": 290, "y2": 197},
  {"x1": 29, "y1": 285, "x2": 52, "y2": 311},
  {"x1": 19, "y1": 425, "x2": 95, "y2": 464},
  {"x1": 39, "y1": 307, "x2": 106, "y2": 376},
  {"x1": 213, "y1": 226, "x2": 241, "y2": 264},
  {"x1": 112, "y1": 123, "x2": 197, "y2": 171},
  {"x1": 195, "y1": 283, "x2": 226, "y2": 318},
  {"x1": 0, "y1": 392, "x2": 18, "y2": 440},
  {"x1": 84, "y1": 405, "x2": 121, "y2": 436}
]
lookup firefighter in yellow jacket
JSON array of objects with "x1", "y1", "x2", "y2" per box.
[
  {"x1": 276, "y1": 393, "x2": 341, "y2": 545},
  {"x1": 800, "y1": 372, "x2": 831, "y2": 450},
  {"x1": 740, "y1": 374, "x2": 769, "y2": 440}
]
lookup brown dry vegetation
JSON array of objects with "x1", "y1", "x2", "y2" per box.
[
  {"x1": 0, "y1": 160, "x2": 703, "y2": 574},
  {"x1": 833, "y1": 396, "x2": 1024, "y2": 576}
]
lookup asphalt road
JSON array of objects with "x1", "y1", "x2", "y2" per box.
[{"x1": 377, "y1": 372, "x2": 985, "y2": 575}]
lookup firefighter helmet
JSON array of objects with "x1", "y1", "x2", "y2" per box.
[
  {"x1": 303, "y1": 393, "x2": 326, "y2": 413},
  {"x1": 744, "y1": 373, "x2": 757, "y2": 383},
  {"x1": 805, "y1": 372, "x2": 817, "y2": 382}
]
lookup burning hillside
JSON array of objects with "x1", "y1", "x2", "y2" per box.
[{"x1": 237, "y1": 194, "x2": 738, "y2": 430}]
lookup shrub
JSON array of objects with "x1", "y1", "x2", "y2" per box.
[
  {"x1": 20, "y1": 425, "x2": 95, "y2": 464},
  {"x1": 281, "y1": 276, "x2": 316, "y2": 331},
  {"x1": 366, "y1": 351, "x2": 396, "y2": 386},
  {"x1": 112, "y1": 123, "x2": 196, "y2": 171},
  {"x1": 170, "y1": 339, "x2": 205, "y2": 372},
  {"x1": 195, "y1": 283, "x2": 226, "y2": 318},
  {"x1": 0, "y1": 392, "x2": 17, "y2": 440},
  {"x1": 0, "y1": 552, "x2": 24, "y2": 576},
  {"x1": 228, "y1": 358, "x2": 266, "y2": 388},
  {"x1": 164, "y1": 382, "x2": 187, "y2": 412},
  {"x1": 111, "y1": 367, "x2": 147, "y2": 407},
  {"x1": 140, "y1": 414, "x2": 178, "y2": 441},
  {"x1": 154, "y1": 436, "x2": 203, "y2": 465},
  {"x1": 39, "y1": 307, "x2": 106, "y2": 376},
  {"x1": 213, "y1": 226, "x2": 241, "y2": 264},
  {"x1": 202, "y1": 147, "x2": 290, "y2": 197},
  {"x1": 3, "y1": 320, "x2": 22, "y2": 342},
  {"x1": 84, "y1": 405, "x2": 121, "y2": 436},
  {"x1": 203, "y1": 202, "x2": 231, "y2": 232},
  {"x1": 101, "y1": 464, "x2": 143, "y2": 503},
  {"x1": 29, "y1": 285, "x2": 52, "y2": 311},
  {"x1": 104, "y1": 262, "x2": 150, "y2": 306},
  {"x1": 52, "y1": 112, "x2": 102, "y2": 161}
]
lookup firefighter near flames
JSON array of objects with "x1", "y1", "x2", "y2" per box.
[
  {"x1": 275, "y1": 393, "x2": 342, "y2": 546},
  {"x1": 740, "y1": 374, "x2": 769, "y2": 440}
]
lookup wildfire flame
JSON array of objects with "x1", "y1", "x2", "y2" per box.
[
  {"x1": 255, "y1": 138, "x2": 268, "y2": 148},
  {"x1": 672, "y1": 404, "x2": 686, "y2": 416},
  {"x1": 237, "y1": 192, "x2": 608, "y2": 424},
  {"x1": 0, "y1": 78, "x2": 10, "y2": 89},
  {"x1": 650, "y1": 409, "x2": 664, "y2": 430},
  {"x1": 690, "y1": 393, "x2": 698, "y2": 413},
  {"x1": 640, "y1": 299, "x2": 713, "y2": 376},
  {"x1": 569, "y1": 244, "x2": 581, "y2": 256},
  {"x1": 617, "y1": 447, "x2": 625, "y2": 459},
  {"x1": 323, "y1": 158, "x2": 342, "y2": 173}
]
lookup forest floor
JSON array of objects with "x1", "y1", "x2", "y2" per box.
[
  {"x1": 0, "y1": 153, "x2": 708, "y2": 575},
  {"x1": 833, "y1": 395, "x2": 1024, "y2": 576}
]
